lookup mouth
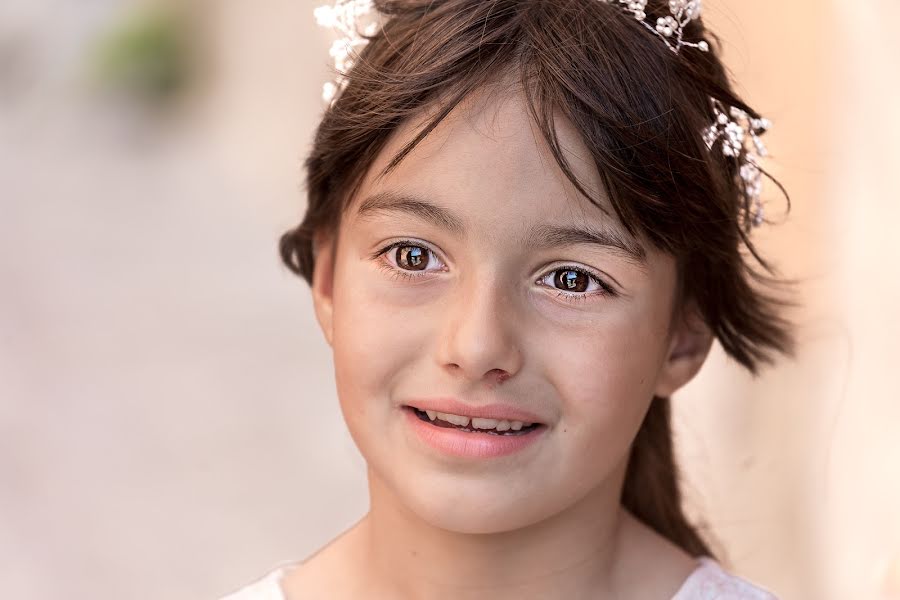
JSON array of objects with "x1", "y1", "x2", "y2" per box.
[{"x1": 403, "y1": 405, "x2": 545, "y2": 436}]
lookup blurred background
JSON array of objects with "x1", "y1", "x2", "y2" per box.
[{"x1": 0, "y1": 1, "x2": 897, "y2": 598}]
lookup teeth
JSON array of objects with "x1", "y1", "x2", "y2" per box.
[
  {"x1": 435, "y1": 412, "x2": 470, "y2": 427},
  {"x1": 471, "y1": 417, "x2": 500, "y2": 430},
  {"x1": 472, "y1": 419, "x2": 522, "y2": 431},
  {"x1": 418, "y1": 408, "x2": 533, "y2": 432}
]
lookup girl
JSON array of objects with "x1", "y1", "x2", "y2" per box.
[{"x1": 222, "y1": 0, "x2": 794, "y2": 597}]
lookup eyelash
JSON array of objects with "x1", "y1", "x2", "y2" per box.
[{"x1": 370, "y1": 240, "x2": 617, "y2": 303}]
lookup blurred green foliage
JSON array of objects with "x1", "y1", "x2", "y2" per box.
[{"x1": 92, "y1": 4, "x2": 192, "y2": 103}]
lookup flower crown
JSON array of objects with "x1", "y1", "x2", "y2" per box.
[{"x1": 314, "y1": 0, "x2": 771, "y2": 230}]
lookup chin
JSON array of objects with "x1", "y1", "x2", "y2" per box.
[
  {"x1": 416, "y1": 503, "x2": 534, "y2": 535},
  {"x1": 393, "y1": 471, "x2": 554, "y2": 535}
]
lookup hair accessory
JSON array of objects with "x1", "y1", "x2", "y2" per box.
[
  {"x1": 702, "y1": 99, "x2": 771, "y2": 227},
  {"x1": 605, "y1": 0, "x2": 709, "y2": 54},
  {"x1": 314, "y1": 0, "x2": 770, "y2": 230},
  {"x1": 313, "y1": 0, "x2": 377, "y2": 104}
]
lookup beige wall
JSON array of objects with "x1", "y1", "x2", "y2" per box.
[
  {"x1": 1, "y1": 1, "x2": 897, "y2": 598},
  {"x1": 676, "y1": 2, "x2": 900, "y2": 599}
]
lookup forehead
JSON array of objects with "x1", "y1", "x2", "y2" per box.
[{"x1": 345, "y1": 83, "x2": 647, "y2": 259}]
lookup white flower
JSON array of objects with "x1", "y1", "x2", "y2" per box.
[
  {"x1": 656, "y1": 16, "x2": 677, "y2": 37},
  {"x1": 322, "y1": 81, "x2": 338, "y2": 103},
  {"x1": 741, "y1": 162, "x2": 761, "y2": 191},
  {"x1": 329, "y1": 38, "x2": 350, "y2": 63},
  {"x1": 622, "y1": 0, "x2": 646, "y2": 20},
  {"x1": 752, "y1": 134, "x2": 768, "y2": 157},
  {"x1": 750, "y1": 117, "x2": 771, "y2": 133},
  {"x1": 314, "y1": 5, "x2": 339, "y2": 28},
  {"x1": 702, "y1": 124, "x2": 720, "y2": 150},
  {"x1": 684, "y1": 0, "x2": 702, "y2": 20},
  {"x1": 723, "y1": 121, "x2": 745, "y2": 157},
  {"x1": 669, "y1": 0, "x2": 702, "y2": 20}
]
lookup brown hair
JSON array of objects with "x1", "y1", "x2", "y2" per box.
[{"x1": 280, "y1": 0, "x2": 795, "y2": 559}]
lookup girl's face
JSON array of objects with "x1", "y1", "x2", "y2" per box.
[{"x1": 311, "y1": 86, "x2": 712, "y2": 534}]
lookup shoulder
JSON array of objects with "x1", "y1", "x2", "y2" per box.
[
  {"x1": 223, "y1": 518, "x2": 367, "y2": 600},
  {"x1": 613, "y1": 509, "x2": 705, "y2": 597},
  {"x1": 279, "y1": 519, "x2": 372, "y2": 599},
  {"x1": 614, "y1": 510, "x2": 777, "y2": 599},
  {"x1": 672, "y1": 557, "x2": 779, "y2": 600}
]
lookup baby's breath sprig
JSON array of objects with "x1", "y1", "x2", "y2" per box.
[
  {"x1": 702, "y1": 99, "x2": 772, "y2": 229},
  {"x1": 609, "y1": 0, "x2": 710, "y2": 54},
  {"x1": 313, "y1": 0, "x2": 378, "y2": 104}
]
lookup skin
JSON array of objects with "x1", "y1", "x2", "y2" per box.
[{"x1": 283, "y1": 83, "x2": 714, "y2": 599}]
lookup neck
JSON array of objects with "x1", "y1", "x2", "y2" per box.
[{"x1": 358, "y1": 461, "x2": 630, "y2": 600}]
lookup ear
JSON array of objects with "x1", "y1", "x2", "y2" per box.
[
  {"x1": 310, "y1": 231, "x2": 337, "y2": 348},
  {"x1": 653, "y1": 300, "x2": 714, "y2": 398}
]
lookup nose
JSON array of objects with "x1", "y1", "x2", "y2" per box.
[{"x1": 435, "y1": 269, "x2": 523, "y2": 386}]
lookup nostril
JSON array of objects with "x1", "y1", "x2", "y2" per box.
[{"x1": 491, "y1": 369, "x2": 510, "y2": 384}]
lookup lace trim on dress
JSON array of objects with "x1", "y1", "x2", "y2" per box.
[
  {"x1": 218, "y1": 559, "x2": 298, "y2": 600},
  {"x1": 671, "y1": 557, "x2": 779, "y2": 599}
]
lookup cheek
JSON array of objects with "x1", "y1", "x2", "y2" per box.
[
  {"x1": 538, "y1": 302, "x2": 670, "y2": 456},
  {"x1": 330, "y1": 265, "x2": 431, "y2": 423}
]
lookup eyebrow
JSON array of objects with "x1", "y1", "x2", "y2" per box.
[{"x1": 355, "y1": 190, "x2": 647, "y2": 266}]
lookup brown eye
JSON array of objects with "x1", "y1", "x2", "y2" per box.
[
  {"x1": 396, "y1": 245, "x2": 429, "y2": 271},
  {"x1": 554, "y1": 269, "x2": 589, "y2": 292},
  {"x1": 536, "y1": 265, "x2": 615, "y2": 303}
]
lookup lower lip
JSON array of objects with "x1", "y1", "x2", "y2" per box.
[{"x1": 402, "y1": 407, "x2": 547, "y2": 459}]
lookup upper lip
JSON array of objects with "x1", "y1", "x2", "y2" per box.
[{"x1": 404, "y1": 397, "x2": 546, "y2": 424}]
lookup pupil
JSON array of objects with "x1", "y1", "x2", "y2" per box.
[
  {"x1": 556, "y1": 270, "x2": 587, "y2": 292},
  {"x1": 398, "y1": 245, "x2": 427, "y2": 270}
]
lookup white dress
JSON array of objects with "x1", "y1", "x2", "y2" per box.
[{"x1": 218, "y1": 556, "x2": 778, "y2": 599}]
